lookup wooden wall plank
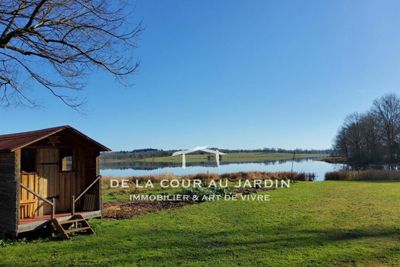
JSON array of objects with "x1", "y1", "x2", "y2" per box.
[{"x1": 0, "y1": 151, "x2": 18, "y2": 235}]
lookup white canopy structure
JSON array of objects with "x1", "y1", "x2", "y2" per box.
[{"x1": 172, "y1": 146, "x2": 226, "y2": 168}]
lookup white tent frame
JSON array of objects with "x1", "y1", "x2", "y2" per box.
[{"x1": 172, "y1": 146, "x2": 226, "y2": 168}]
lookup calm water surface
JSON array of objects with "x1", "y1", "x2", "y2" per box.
[{"x1": 101, "y1": 159, "x2": 344, "y2": 181}]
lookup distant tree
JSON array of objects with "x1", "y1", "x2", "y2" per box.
[
  {"x1": 372, "y1": 93, "x2": 400, "y2": 163},
  {"x1": 334, "y1": 126, "x2": 348, "y2": 158},
  {"x1": 0, "y1": 0, "x2": 141, "y2": 109},
  {"x1": 342, "y1": 113, "x2": 364, "y2": 162},
  {"x1": 333, "y1": 93, "x2": 400, "y2": 164},
  {"x1": 359, "y1": 112, "x2": 381, "y2": 162}
]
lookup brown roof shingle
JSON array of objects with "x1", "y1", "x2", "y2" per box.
[{"x1": 0, "y1": 125, "x2": 110, "y2": 152}]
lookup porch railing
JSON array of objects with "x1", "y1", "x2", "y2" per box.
[
  {"x1": 19, "y1": 183, "x2": 57, "y2": 220},
  {"x1": 72, "y1": 175, "x2": 101, "y2": 215}
]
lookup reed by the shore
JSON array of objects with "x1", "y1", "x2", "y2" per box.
[{"x1": 325, "y1": 169, "x2": 400, "y2": 181}]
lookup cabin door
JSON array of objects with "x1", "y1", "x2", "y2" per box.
[{"x1": 37, "y1": 148, "x2": 61, "y2": 214}]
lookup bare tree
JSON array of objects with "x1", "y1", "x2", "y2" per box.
[
  {"x1": 0, "y1": 0, "x2": 141, "y2": 109},
  {"x1": 334, "y1": 126, "x2": 349, "y2": 158},
  {"x1": 343, "y1": 113, "x2": 364, "y2": 161},
  {"x1": 333, "y1": 93, "x2": 400, "y2": 165},
  {"x1": 372, "y1": 93, "x2": 400, "y2": 163},
  {"x1": 359, "y1": 112, "x2": 381, "y2": 162}
]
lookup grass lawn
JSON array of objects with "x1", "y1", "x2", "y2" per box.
[
  {"x1": 139, "y1": 152, "x2": 321, "y2": 164},
  {"x1": 1, "y1": 181, "x2": 400, "y2": 266}
]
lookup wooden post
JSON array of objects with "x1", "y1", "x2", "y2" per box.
[
  {"x1": 72, "y1": 195, "x2": 75, "y2": 215},
  {"x1": 51, "y1": 198, "x2": 56, "y2": 220}
]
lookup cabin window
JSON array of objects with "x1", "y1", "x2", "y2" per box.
[
  {"x1": 21, "y1": 149, "x2": 36, "y2": 173},
  {"x1": 60, "y1": 148, "x2": 74, "y2": 172}
]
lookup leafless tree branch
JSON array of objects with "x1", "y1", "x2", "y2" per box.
[{"x1": 0, "y1": 0, "x2": 141, "y2": 109}]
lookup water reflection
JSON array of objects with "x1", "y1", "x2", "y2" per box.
[
  {"x1": 100, "y1": 158, "x2": 309, "y2": 170},
  {"x1": 100, "y1": 159, "x2": 344, "y2": 181}
]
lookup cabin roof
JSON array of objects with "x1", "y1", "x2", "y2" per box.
[{"x1": 0, "y1": 125, "x2": 111, "y2": 152}]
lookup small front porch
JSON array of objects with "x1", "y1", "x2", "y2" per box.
[{"x1": 18, "y1": 173, "x2": 102, "y2": 235}]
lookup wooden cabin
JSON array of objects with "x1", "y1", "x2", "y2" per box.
[{"x1": 0, "y1": 126, "x2": 110, "y2": 236}]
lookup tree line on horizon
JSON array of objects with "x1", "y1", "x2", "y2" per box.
[{"x1": 333, "y1": 93, "x2": 400, "y2": 165}]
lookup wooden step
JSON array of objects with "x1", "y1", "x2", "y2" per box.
[
  {"x1": 65, "y1": 226, "x2": 93, "y2": 234},
  {"x1": 52, "y1": 215, "x2": 95, "y2": 240},
  {"x1": 59, "y1": 219, "x2": 86, "y2": 225}
]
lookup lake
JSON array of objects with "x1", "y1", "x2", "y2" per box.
[{"x1": 100, "y1": 159, "x2": 344, "y2": 181}]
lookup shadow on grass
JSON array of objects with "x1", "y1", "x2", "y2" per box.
[
  {"x1": 68, "y1": 226, "x2": 400, "y2": 265},
  {"x1": 2, "y1": 223, "x2": 399, "y2": 266}
]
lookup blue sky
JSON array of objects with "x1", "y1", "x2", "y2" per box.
[{"x1": 1, "y1": 0, "x2": 400, "y2": 151}]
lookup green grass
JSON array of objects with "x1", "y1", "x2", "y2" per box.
[
  {"x1": 140, "y1": 152, "x2": 321, "y2": 164},
  {"x1": 2, "y1": 181, "x2": 400, "y2": 266}
]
